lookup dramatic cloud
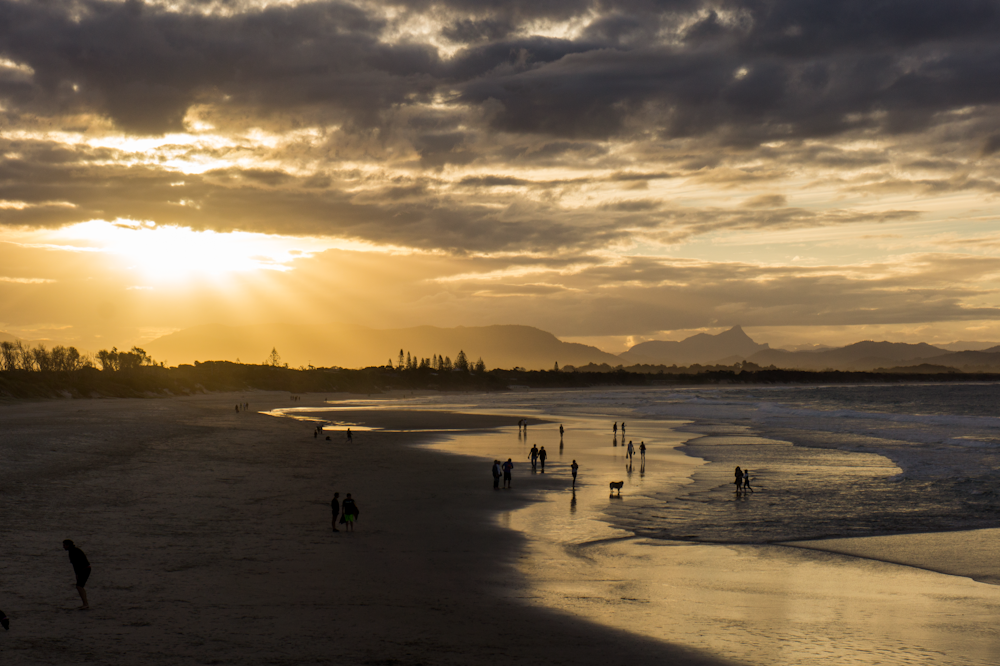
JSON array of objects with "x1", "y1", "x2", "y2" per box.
[{"x1": 3, "y1": 0, "x2": 1000, "y2": 350}]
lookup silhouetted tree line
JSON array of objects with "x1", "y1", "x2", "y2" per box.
[
  {"x1": 390, "y1": 349, "x2": 486, "y2": 373},
  {"x1": 4, "y1": 349, "x2": 1000, "y2": 400},
  {"x1": 0, "y1": 340, "x2": 92, "y2": 372}
]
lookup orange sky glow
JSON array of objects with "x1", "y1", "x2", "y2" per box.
[{"x1": 3, "y1": 0, "x2": 1000, "y2": 356}]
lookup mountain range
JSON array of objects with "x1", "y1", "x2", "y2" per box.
[{"x1": 5, "y1": 324, "x2": 1000, "y2": 373}]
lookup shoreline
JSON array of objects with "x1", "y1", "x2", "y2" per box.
[{"x1": 0, "y1": 392, "x2": 735, "y2": 666}]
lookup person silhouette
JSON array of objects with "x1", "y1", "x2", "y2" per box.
[
  {"x1": 559, "y1": 424, "x2": 564, "y2": 438},
  {"x1": 743, "y1": 469, "x2": 753, "y2": 493},
  {"x1": 639, "y1": 441, "x2": 646, "y2": 460},
  {"x1": 621, "y1": 422, "x2": 626, "y2": 437},
  {"x1": 331, "y1": 492, "x2": 340, "y2": 532},
  {"x1": 734, "y1": 466, "x2": 743, "y2": 493},
  {"x1": 341, "y1": 494, "x2": 359, "y2": 532},
  {"x1": 538, "y1": 446, "x2": 547, "y2": 471},
  {"x1": 613, "y1": 422, "x2": 617, "y2": 437},
  {"x1": 492, "y1": 460, "x2": 502, "y2": 490},
  {"x1": 529, "y1": 444, "x2": 539, "y2": 469},
  {"x1": 63, "y1": 540, "x2": 90, "y2": 610},
  {"x1": 502, "y1": 458, "x2": 514, "y2": 488},
  {"x1": 571, "y1": 460, "x2": 578, "y2": 487},
  {"x1": 627, "y1": 440, "x2": 635, "y2": 460},
  {"x1": 346, "y1": 428, "x2": 352, "y2": 443}
]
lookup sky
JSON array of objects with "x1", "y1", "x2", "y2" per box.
[{"x1": 3, "y1": 0, "x2": 1000, "y2": 355}]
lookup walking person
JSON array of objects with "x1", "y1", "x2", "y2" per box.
[
  {"x1": 621, "y1": 422, "x2": 626, "y2": 437},
  {"x1": 529, "y1": 444, "x2": 539, "y2": 469},
  {"x1": 743, "y1": 469, "x2": 753, "y2": 493},
  {"x1": 492, "y1": 460, "x2": 502, "y2": 490},
  {"x1": 62, "y1": 539, "x2": 90, "y2": 610},
  {"x1": 331, "y1": 492, "x2": 340, "y2": 532},
  {"x1": 341, "y1": 494, "x2": 359, "y2": 532},
  {"x1": 502, "y1": 458, "x2": 514, "y2": 488},
  {"x1": 346, "y1": 428, "x2": 352, "y2": 443},
  {"x1": 571, "y1": 460, "x2": 579, "y2": 488},
  {"x1": 639, "y1": 441, "x2": 646, "y2": 460},
  {"x1": 613, "y1": 422, "x2": 617, "y2": 437},
  {"x1": 538, "y1": 446, "x2": 547, "y2": 471},
  {"x1": 734, "y1": 466, "x2": 743, "y2": 493},
  {"x1": 627, "y1": 440, "x2": 635, "y2": 461}
]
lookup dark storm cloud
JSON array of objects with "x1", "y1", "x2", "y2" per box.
[{"x1": 2, "y1": 0, "x2": 999, "y2": 141}]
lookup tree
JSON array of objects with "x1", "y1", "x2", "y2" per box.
[
  {"x1": 398, "y1": 349, "x2": 405, "y2": 370},
  {"x1": 266, "y1": 347, "x2": 281, "y2": 367},
  {"x1": 0, "y1": 341, "x2": 16, "y2": 371},
  {"x1": 474, "y1": 357, "x2": 486, "y2": 373},
  {"x1": 97, "y1": 347, "x2": 118, "y2": 372},
  {"x1": 441, "y1": 356, "x2": 453, "y2": 371},
  {"x1": 455, "y1": 350, "x2": 469, "y2": 372}
]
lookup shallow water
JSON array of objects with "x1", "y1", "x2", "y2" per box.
[{"x1": 349, "y1": 386, "x2": 1000, "y2": 666}]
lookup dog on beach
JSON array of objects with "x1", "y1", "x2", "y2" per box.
[{"x1": 609, "y1": 481, "x2": 624, "y2": 495}]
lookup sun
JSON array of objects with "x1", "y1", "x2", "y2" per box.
[{"x1": 53, "y1": 219, "x2": 324, "y2": 284}]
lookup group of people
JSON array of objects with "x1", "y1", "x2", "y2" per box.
[
  {"x1": 613, "y1": 421, "x2": 627, "y2": 437},
  {"x1": 517, "y1": 419, "x2": 529, "y2": 434},
  {"x1": 330, "y1": 492, "x2": 360, "y2": 531},
  {"x1": 734, "y1": 466, "x2": 753, "y2": 493},
  {"x1": 234, "y1": 401, "x2": 250, "y2": 412}
]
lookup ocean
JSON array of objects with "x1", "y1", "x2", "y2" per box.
[{"x1": 277, "y1": 383, "x2": 1000, "y2": 664}]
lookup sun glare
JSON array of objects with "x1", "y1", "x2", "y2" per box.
[{"x1": 54, "y1": 220, "x2": 328, "y2": 284}]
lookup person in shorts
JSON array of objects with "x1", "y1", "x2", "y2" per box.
[
  {"x1": 341, "y1": 494, "x2": 359, "y2": 532},
  {"x1": 63, "y1": 540, "x2": 90, "y2": 610}
]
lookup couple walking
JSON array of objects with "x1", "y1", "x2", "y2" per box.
[
  {"x1": 331, "y1": 492, "x2": 360, "y2": 531},
  {"x1": 493, "y1": 459, "x2": 514, "y2": 488},
  {"x1": 734, "y1": 467, "x2": 753, "y2": 493},
  {"x1": 529, "y1": 444, "x2": 547, "y2": 470}
]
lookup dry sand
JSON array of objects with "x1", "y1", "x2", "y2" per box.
[{"x1": 0, "y1": 392, "x2": 735, "y2": 666}]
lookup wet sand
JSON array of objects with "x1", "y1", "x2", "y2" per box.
[
  {"x1": 426, "y1": 406, "x2": 1000, "y2": 666},
  {"x1": 0, "y1": 393, "x2": 733, "y2": 666}
]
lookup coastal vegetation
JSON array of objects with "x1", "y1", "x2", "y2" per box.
[{"x1": 0, "y1": 342, "x2": 996, "y2": 400}]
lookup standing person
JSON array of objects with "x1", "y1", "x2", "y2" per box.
[
  {"x1": 621, "y1": 422, "x2": 626, "y2": 437},
  {"x1": 492, "y1": 460, "x2": 502, "y2": 490},
  {"x1": 639, "y1": 441, "x2": 646, "y2": 460},
  {"x1": 571, "y1": 460, "x2": 579, "y2": 488},
  {"x1": 346, "y1": 428, "x2": 352, "y2": 443},
  {"x1": 538, "y1": 446, "x2": 547, "y2": 471},
  {"x1": 529, "y1": 444, "x2": 539, "y2": 469},
  {"x1": 627, "y1": 440, "x2": 635, "y2": 460},
  {"x1": 502, "y1": 458, "x2": 514, "y2": 488},
  {"x1": 62, "y1": 540, "x2": 90, "y2": 610},
  {"x1": 559, "y1": 424, "x2": 564, "y2": 438},
  {"x1": 341, "y1": 494, "x2": 359, "y2": 532},
  {"x1": 613, "y1": 422, "x2": 618, "y2": 437},
  {"x1": 331, "y1": 492, "x2": 340, "y2": 532},
  {"x1": 734, "y1": 466, "x2": 743, "y2": 493},
  {"x1": 743, "y1": 469, "x2": 753, "y2": 493}
]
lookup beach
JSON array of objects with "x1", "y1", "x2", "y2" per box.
[
  {"x1": 0, "y1": 392, "x2": 731, "y2": 666},
  {"x1": 3, "y1": 388, "x2": 1000, "y2": 665}
]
